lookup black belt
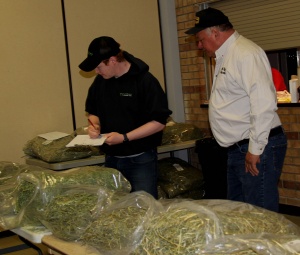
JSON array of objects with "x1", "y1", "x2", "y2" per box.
[{"x1": 229, "y1": 126, "x2": 283, "y2": 149}]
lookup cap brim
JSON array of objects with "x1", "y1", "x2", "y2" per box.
[
  {"x1": 185, "y1": 26, "x2": 206, "y2": 35},
  {"x1": 79, "y1": 57, "x2": 102, "y2": 72}
]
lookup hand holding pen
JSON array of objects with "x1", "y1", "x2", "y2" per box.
[{"x1": 88, "y1": 118, "x2": 100, "y2": 138}]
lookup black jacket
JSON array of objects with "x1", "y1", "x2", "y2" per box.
[{"x1": 85, "y1": 51, "x2": 172, "y2": 156}]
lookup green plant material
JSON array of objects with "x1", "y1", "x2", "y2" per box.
[
  {"x1": 0, "y1": 162, "x2": 50, "y2": 229},
  {"x1": 42, "y1": 191, "x2": 99, "y2": 241},
  {"x1": 0, "y1": 162, "x2": 22, "y2": 185},
  {"x1": 132, "y1": 207, "x2": 219, "y2": 255},
  {"x1": 15, "y1": 166, "x2": 131, "y2": 226},
  {"x1": 158, "y1": 157, "x2": 204, "y2": 198},
  {"x1": 23, "y1": 135, "x2": 98, "y2": 163},
  {"x1": 174, "y1": 189, "x2": 205, "y2": 200},
  {"x1": 162, "y1": 123, "x2": 205, "y2": 145},
  {"x1": 217, "y1": 211, "x2": 298, "y2": 235},
  {"x1": 15, "y1": 179, "x2": 39, "y2": 212},
  {"x1": 80, "y1": 191, "x2": 157, "y2": 255},
  {"x1": 0, "y1": 161, "x2": 38, "y2": 185},
  {"x1": 82, "y1": 206, "x2": 147, "y2": 251},
  {"x1": 132, "y1": 200, "x2": 300, "y2": 255},
  {"x1": 195, "y1": 200, "x2": 300, "y2": 236},
  {"x1": 131, "y1": 206, "x2": 259, "y2": 255}
]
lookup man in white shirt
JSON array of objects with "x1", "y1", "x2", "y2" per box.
[{"x1": 186, "y1": 8, "x2": 287, "y2": 212}]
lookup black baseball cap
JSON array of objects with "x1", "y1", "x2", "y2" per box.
[
  {"x1": 79, "y1": 36, "x2": 121, "y2": 72},
  {"x1": 185, "y1": 7, "x2": 230, "y2": 34}
]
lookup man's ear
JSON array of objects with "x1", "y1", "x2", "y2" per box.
[
  {"x1": 212, "y1": 28, "x2": 220, "y2": 39},
  {"x1": 109, "y1": 56, "x2": 117, "y2": 63}
]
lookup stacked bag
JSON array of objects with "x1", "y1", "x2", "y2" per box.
[{"x1": 157, "y1": 157, "x2": 205, "y2": 199}]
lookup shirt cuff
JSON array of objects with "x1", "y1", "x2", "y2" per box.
[{"x1": 248, "y1": 141, "x2": 266, "y2": 155}]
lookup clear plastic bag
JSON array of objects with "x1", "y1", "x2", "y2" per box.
[
  {"x1": 21, "y1": 166, "x2": 131, "y2": 226},
  {"x1": 203, "y1": 233, "x2": 300, "y2": 254},
  {"x1": 0, "y1": 162, "x2": 47, "y2": 229},
  {"x1": 81, "y1": 191, "x2": 162, "y2": 255},
  {"x1": 132, "y1": 199, "x2": 300, "y2": 255},
  {"x1": 40, "y1": 185, "x2": 124, "y2": 241},
  {"x1": 196, "y1": 200, "x2": 300, "y2": 254},
  {"x1": 194, "y1": 200, "x2": 300, "y2": 236},
  {"x1": 0, "y1": 164, "x2": 131, "y2": 229},
  {"x1": 132, "y1": 199, "x2": 221, "y2": 255},
  {"x1": 0, "y1": 161, "x2": 29, "y2": 185}
]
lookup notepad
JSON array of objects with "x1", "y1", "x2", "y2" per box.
[
  {"x1": 38, "y1": 131, "x2": 70, "y2": 140},
  {"x1": 66, "y1": 135, "x2": 106, "y2": 147}
]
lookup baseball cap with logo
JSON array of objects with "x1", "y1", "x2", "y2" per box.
[
  {"x1": 79, "y1": 36, "x2": 121, "y2": 72},
  {"x1": 185, "y1": 7, "x2": 231, "y2": 34}
]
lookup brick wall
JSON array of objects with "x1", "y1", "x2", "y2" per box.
[
  {"x1": 175, "y1": 0, "x2": 300, "y2": 207},
  {"x1": 278, "y1": 107, "x2": 300, "y2": 207}
]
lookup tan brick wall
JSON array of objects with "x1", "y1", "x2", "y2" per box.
[
  {"x1": 278, "y1": 107, "x2": 300, "y2": 207},
  {"x1": 175, "y1": 0, "x2": 300, "y2": 208}
]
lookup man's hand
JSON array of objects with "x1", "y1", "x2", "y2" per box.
[
  {"x1": 105, "y1": 132, "x2": 124, "y2": 145},
  {"x1": 88, "y1": 124, "x2": 100, "y2": 138},
  {"x1": 245, "y1": 152, "x2": 260, "y2": 176}
]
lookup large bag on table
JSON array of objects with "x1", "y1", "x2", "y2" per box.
[
  {"x1": 162, "y1": 122, "x2": 205, "y2": 145},
  {"x1": 23, "y1": 135, "x2": 100, "y2": 163},
  {"x1": 158, "y1": 157, "x2": 205, "y2": 199},
  {"x1": 132, "y1": 199, "x2": 300, "y2": 255},
  {"x1": 0, "y1": 164, "x2": 131, "y2": 229}
]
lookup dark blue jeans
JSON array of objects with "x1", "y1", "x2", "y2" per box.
[
  {"x1": 105, "y1": 149, "x2": 158, "y2": 199},
  {"x1": 227, "y1": 131, "x2": 287, "y2": 212}
]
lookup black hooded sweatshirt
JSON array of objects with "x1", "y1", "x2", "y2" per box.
[{"x1": 85, "y1": 51, "x2": 172, "y2": 156}]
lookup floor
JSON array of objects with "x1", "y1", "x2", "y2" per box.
[{"x1": 0, "y1": 211, "x2": 299, "y2": 255}]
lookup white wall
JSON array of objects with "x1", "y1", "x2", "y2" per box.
[
  {"x1": 0, "y1": 0, "x2": 165, "y2": 163},
  {"x1": 0, "y1": 1, "x2": 73, "y2": 163},
  {"x1": 64, "y1": 0, "x2": 165, "y2": 128}
]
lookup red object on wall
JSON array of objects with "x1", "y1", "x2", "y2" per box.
[{"x1": 271, "y1": 67, "x2": 287, "y2": 91}]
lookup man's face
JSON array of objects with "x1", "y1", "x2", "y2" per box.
[
  {"x1": 95, "y1": 58, "x2": 115, "y2": 79},
  {"x1": 195, "y1": 28, "x2": 218, "y2": 58}
]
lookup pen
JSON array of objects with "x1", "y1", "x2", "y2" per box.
[{"x1": 88, "y1": 118, "x2": 98, "y2": 130}]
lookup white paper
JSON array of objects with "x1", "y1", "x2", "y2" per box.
[
  {"x1": 38, "y1": 131, "x2": 70, "y2": 140},
  {"x1": 66, "y1": 135, "x2": 106, "y2": 147}
]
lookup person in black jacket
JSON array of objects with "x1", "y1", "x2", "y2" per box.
[{"x1": 79, "y1": 36, "x2": 172, "y2": 198}]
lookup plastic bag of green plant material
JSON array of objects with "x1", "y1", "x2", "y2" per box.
[
  {"x1": 132, "y1": 199, "x2": 300, "y2": 255},
  {"x1": 196, "y1": 200, "x2": 300, "y2": 254},
  {"x1": 157, "y1": 157, "x2": 205, "y2": 198},
  {"x1": 0, "y1": 161, "x2": 31, "y2": 185},
  {"x1": 15, "y1": 165, "x2": 131, "y2": 227},
  {"x1": 0, "y1": 162, "x2": 48, "y2": 230},
  {"x1": 203, "y1": 233, "x2": 300, "y2": 254},
  {"x1": 80, "y1": 191, "x2": 163, "y2": 255},
  {"x1": 162, "y1": 122, "x2": 205, "y2": 145},
  {"x1": 23, "y1": 134, "x2": 100, "y2": 163},
  {"x1": 132, "y1": 199, "x2": 221, "y2": 255},
  {"x1": 40, "y1": 185, "x2": 128, "y2": 241},
  {"x1": 193, "y1": 199, "x2": 300, "y2": 236}
]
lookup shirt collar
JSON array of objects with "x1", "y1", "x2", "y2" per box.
[{"x1": 215, "y1": 31, "x2": 240, "y2": 60}]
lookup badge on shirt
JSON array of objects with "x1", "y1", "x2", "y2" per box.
[{"x1": 220, "y1": 67, "x2": 226, "y2": 74}]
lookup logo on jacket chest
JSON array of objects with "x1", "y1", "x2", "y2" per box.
[
  {"x1": 120, "y1": 93, "x2": 132, "y2": 97},
  {"x1": 220, "y1": 67, "x2": 226, "y2": 74}
]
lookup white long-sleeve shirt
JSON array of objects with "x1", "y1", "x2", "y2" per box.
[{"x1": 209, "y1": 31, "x2": 281, "y2": 155}]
